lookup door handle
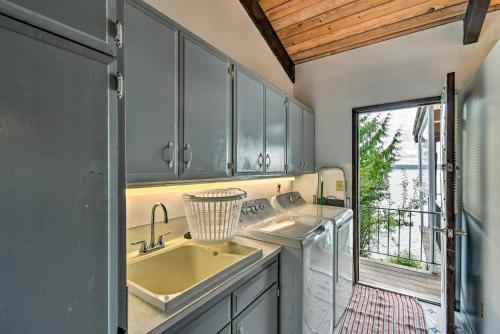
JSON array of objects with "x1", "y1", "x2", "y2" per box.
[
  {"x1": 434, "y1": 227, "x2": 467, "y2": 237},
  {"x1": 184, "y1": 143, "x2": 192, "y2": 168},
  {"x1": 257, "y1": 153, "x2": 264, "y2": 168},
  {"x1": 162, "y1": 141, "x2": 174, "y2": 168},
  {"x1": 265, "y1": 153, "x2": 271, "y2": 168}
]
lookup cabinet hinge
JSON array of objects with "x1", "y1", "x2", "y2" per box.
[
  {"x1": 228, "y1": 67, "x2": 235, "y2": 78},
  {"x1": 284, "y1": 164, "x2": 288, "y2": 173},
  {"x1": 443, "y1": 162, "x2": 454, "y2": 172},
  {"x1": 227, "y1": 162, "x2": 234, "y2": 172},
  {"x1": 116, "y1": 72, "x2": 124, "y2": 99},
  {"x1": 115, "y1": 21, "x2": 123, "y2": 48}
]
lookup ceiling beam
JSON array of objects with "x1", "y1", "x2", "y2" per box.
[
  {"x1": 463, "y1": 0, "x2": 491, "y2": 44},
  {"x1": 240, "y1": 0, "x2": 295, "y2": 82}
]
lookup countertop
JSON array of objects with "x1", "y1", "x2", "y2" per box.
[{"x1": 127, "y1": 224, "x2": 281, "y2": 334}]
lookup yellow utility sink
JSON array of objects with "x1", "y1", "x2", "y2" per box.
[{"x1": 127, "y1": 239, "x2": 262, "y2": 311}]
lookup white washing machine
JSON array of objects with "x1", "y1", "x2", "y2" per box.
[
  {"x1": 237, "y1": 198, "x2": 336, "y2": 334},
  {"x1": 271, "y1": 191, "x2": 354, "y2": 327}
]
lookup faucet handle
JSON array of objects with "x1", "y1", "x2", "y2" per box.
[
  {"x1": 131, "y1": 240, "x2": 148, "y2": 254},
  {"x1": 157, "y1": 232, "x2": 172, "y2": 246}
]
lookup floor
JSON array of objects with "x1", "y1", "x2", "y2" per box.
[{"x1": 359, "y1": 257, "x2": 441, "y2": 303}]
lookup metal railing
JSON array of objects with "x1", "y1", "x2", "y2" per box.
[{"x1": 360, "y1": 206, "x2": 441, "y2": 271}]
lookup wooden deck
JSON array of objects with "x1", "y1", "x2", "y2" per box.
[{"x1": 359, "y1": 257, "x2": 441, "y2": 303}]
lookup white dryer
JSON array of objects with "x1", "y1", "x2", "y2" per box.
[
  {"x1": 237, "y1": 198, "x2": 336, "y2": 334},
  {"x1": 271, "y1": 191, "x2": 354, "y2": 327}
]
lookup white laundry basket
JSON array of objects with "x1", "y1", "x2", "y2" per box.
[{"x1": 182, "y1": 188, "x2": 247, "y2": 243}]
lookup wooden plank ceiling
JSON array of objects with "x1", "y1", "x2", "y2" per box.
[{"x1": 258, "y1": 0, "x2": 500, "y2": 63}]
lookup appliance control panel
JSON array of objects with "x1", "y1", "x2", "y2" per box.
[
  {"x1": 275, "y1": 191, "x2": 306, "y2": 209},
  {"x1": 240, "y1": 198, "x2": 277, "y2": 222}
]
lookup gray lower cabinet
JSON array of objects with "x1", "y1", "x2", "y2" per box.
[
  {"x1": 164, "y1": 259, "x2": 278, "y2": 334},
  {"x1": 234, "y1": 65, "x2": 265, "y2": 174},
  {"x1": 265, "y1": 86, "x2": 287, "y2": 174},
  {"x1": 0, "y1": 14, "x2": 122, "y2": 333},
  {"x1": 302, "y1": 107, "x2": 315, "y2": 172},
  {"x1": 172, "y1": 296, "x2": 231, "y2": 334},
  {"x1": 0, "y1": 0, "x2": 116, "y2": 55},
  {"x1": 180, "y1": 33, "x2": 231, "y2": 179},
  {"x1": 232, "y1": 284, "x2": 278, "y2": 334},
  {"x1": 124, "y1": 0, "x2": 179, "y2": 183},
  {"x1": 287, "y1": 99, "x2": 304, "y2": 174}
]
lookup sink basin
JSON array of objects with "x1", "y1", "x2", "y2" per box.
[{"x1": 127, "y1": 240, "x2": 262, "y2": 311}]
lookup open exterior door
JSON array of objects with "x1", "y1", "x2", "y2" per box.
[{"x1": 439, "y1": 72, "x2": 457, "y2": 334}]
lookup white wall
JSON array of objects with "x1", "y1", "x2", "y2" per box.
[
  {"x1": 145, "y1": 0, "x2": 293, "y2": 95},
  {"x1": 294, "y1": 11, "x2": 500, "y2": 199}
]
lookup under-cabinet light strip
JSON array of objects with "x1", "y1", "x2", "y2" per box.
[{"x1": 126, "y1": 177, "x2": 295, "y2": 197}]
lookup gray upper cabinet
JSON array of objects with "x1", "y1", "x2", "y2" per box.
[
  {"x1": 232, "y1": 284, "x2": 279, "y2": 334},
  {"x1": 302, "y1": 107, "x2": 315, "y2": 172},
  {"x1": 124, "y1": 1, "x2": 178, "y2": 183},
  {"x1": 180, "y1": 34, "x2": 231, "y2": 179},
  {"x1": 0, "y1": 14, "x2": 120, "y2": 333},
  {"x1": 287, "y1": 99, "x2": 303, "y2": 174},
  {"x1": 265, "y1": 86, "x2": 287, "y2": 174},
  {"x1": 287, "y1": 99, "x2": 315, "y2": 174},
  {"x1": 234, "y1": 65, "x2": 265, "y2": 175},
  {"x1": 0, "y1": 0, "x2": 116, "y2": 55}
]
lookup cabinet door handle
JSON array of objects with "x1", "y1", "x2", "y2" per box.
[
  {"x1": 184, "y1": 143, "x2": 193, "y2": 168},
  {"x1": 265, "y1": 154, "x2": 271, "y2": 168},
  {"x1": 257, "y1": 153, "x2": 264, "y2": 168},
  {"x1": 162, "y1": 141, "x2": 174, "y2": 168}
]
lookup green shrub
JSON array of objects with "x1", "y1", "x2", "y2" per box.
[{"x1": 388, "y1": 251, "x2": 423, "y2": 269}]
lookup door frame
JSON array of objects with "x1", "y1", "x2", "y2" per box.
[{"x1": 351, "y1": 96, "x2": 441, "y2": 283}]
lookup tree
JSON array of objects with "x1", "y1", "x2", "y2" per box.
[{"x1": 359, "y1": 113, "x2": 401, "y2": 256}]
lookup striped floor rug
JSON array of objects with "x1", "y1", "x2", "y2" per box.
[{"x1": 340, "y1": 285, "x2": 427, "y2": 334}]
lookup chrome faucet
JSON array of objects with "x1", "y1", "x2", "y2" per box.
[{"x1": 131, "y1": 202, "x2": 171, "y2": 255}]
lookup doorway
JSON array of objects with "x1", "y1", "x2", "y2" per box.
[{"x1": 352, "y1": 97, "x2": 446, "y2": 305}]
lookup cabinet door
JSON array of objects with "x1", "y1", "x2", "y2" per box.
[
  {"x1": 0, "y1": 16, "x2": 119, "y2": 333},
  {"x1": 170, "y1": 296, "x2": 231, "y2": 334},
  {"x1": 124, "y1": 1, "x2": 178, "y2": 183},
  {"x1": 265, "y1": 87, "x2": 287, "y2": 174},
  {"x1": 302, "y1": 108, "x2": 315, "y2": 172},
  {"x1": 232, "y1": 284, "x2": 278, "y2": 334},
  {"x1": 0, "y1": 0, "x2": 116, "y2": 55},
  {"x1": 180, "y1": 34, "x2": 231, "y2": 179},
  {"x1": 234, "y1": 66, "x2": 264, "y2": 174},
  {"x1": 287, "y1": 100, "x2": 303, "y2": 174}
]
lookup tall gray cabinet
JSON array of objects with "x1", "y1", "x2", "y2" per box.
[
  {"x1": 0, "y1": 0, "x2": 117, "y2": 55},
  {"x1": 0, "y1": 5, "x2": 124, "y2": 334}
]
